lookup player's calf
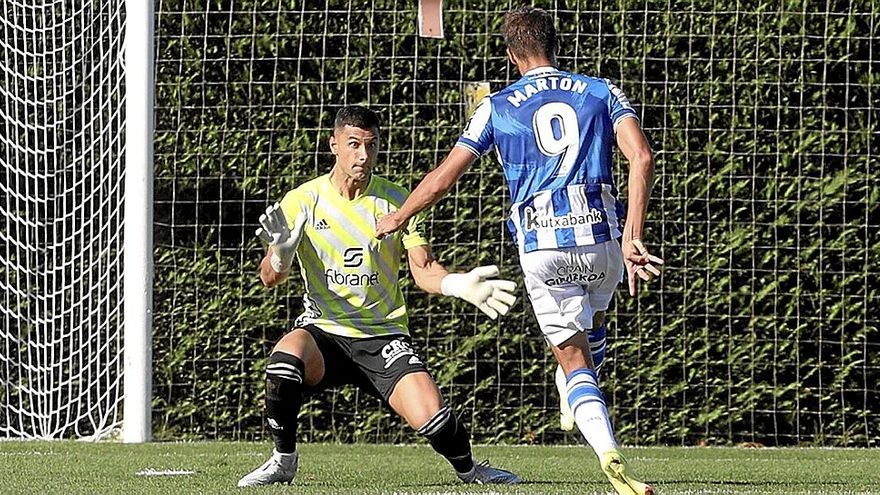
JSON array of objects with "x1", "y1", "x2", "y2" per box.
[
  {"x1": 265, "y1": 351, "x2": 306, "y2": 453},
  {"x1": 417, "y1": 406, "x2": 522, "y2": 484},
  {"x1": 238, "y1": 351, "x2": 305, "y2": 487},
  {"x1": 555, "y1": 365, "x2": 576, "y2": 431},
  {"x1": 557, "y1": 325, "x2": 608, "y2": 430},
  {"x1": 417, "y1": 406, "x2": 474, "y2": 474},
  {"x1": 566, "y1": 367, "x2": 618, "y2": 455}
]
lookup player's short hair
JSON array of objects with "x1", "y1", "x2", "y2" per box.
[
  {"x1": 501, "y1": 7, "x2": 557, "y2": 61},
  {"x1": 334, "y1": 105, "x2": 381, "y2": 135}
]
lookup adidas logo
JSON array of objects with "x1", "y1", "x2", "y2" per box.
[{"x1": 315, "y1": 219, "x2": 330, "y2": 230}]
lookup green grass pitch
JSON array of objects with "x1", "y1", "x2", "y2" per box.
[{"x1": 1, "y1": 442, "x2": 879, "y2": 494}]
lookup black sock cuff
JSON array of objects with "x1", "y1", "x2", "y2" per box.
[
  {"x1": 417, "y1": 406, "x2": 453, "y2": 438},
  {"x1": 267, "y1": 351, "x2": 305, "y2": 384}
]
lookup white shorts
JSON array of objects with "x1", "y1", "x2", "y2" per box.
[{"x1": 520, "y1": 241, "x2": 624, "y2": 346}]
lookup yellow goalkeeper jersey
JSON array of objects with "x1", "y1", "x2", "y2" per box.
[{"x1": 278, "y1": 174, "x2": 428, "y2": 338}]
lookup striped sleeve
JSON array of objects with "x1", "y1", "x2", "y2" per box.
[
  {"x1": 603, "y1": 79, "x2": 639, "y2": 130},
  {"x1": 455, "y1": 96, "x2": 494, "y2": 157}
]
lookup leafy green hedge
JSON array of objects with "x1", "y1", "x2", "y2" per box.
[{"x1": 151, "y1": 0, "x2": 879, "y2": 446}]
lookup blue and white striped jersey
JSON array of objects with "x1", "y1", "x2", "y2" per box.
[{"x1": 456, "y1": 67, "x2": 638, "y2": 253}]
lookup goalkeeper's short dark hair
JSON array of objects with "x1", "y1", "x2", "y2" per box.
[
  {"x1": 334, "y1": 105, "x2": 381, "y2": 134},
  {"x1": 501, "y1": 7, "x2": 557, "y2": 61}
]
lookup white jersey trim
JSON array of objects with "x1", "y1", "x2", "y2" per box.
[{"x1": 613, "y1": 113, "x2": 639, "y2": 131}]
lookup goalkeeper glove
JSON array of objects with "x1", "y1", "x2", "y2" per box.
[
  {"x1": 440, "y1": 265, "x2": 517, "y2": 320},
  {"x1": 255, "y1": 203, "x2": 298, "y2": 273}
]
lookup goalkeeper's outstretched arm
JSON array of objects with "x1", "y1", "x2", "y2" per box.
[
  {"x1": 406, "y1": 244, "x2": 448, "y2": 294},
  {"x1": 407, "y1": 245, "x2": 518, "y2": 320}
]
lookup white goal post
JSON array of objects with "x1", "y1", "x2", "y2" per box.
[
  {"x1": 122, "y1": 0, "x2": 155, "y2": 444},
  {"x1": 0, "y1": 0, "x2": 154, "y2": 441}
]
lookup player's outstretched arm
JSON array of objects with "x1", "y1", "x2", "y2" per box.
[
  {"x1": 256, "y1": 202, "x2": 305, "y2": 288},
  {"x1": 616, "y1": 118, "x2": 664, "y2": 296},
  {"x1": 407, "y1": 245, "x2": 517, "y2": 320},
  {"x1": 375, "y1": 147, "x2": 477, "y2": 238}
]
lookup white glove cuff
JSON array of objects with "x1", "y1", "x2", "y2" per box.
[
  {"x1": 440, "y1": 273, "x2": 462, "y2": 298},
  {"x1": 269, "y1": 251, "x2": 292, "y2": 273}
]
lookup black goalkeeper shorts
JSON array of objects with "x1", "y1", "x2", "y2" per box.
[{"x1": 299, "y1": 325, "x2": 431, "y2": 402}]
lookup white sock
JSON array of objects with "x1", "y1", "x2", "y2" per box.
[{"x1": 566, "y1": 367, "x2": 618, "y2": 457}]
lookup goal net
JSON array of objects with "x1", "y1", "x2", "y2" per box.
[{"x1": 1, "y1": 0, "x2": 127, "y2": 439}]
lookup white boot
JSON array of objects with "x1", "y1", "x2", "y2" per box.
[{"x1": 237, "y1": 449, "x2": 299, "y2": 487}]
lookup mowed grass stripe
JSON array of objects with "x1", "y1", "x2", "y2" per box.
[{"x1": 1, "y1": 442, "x2": 879, "y2": 494}]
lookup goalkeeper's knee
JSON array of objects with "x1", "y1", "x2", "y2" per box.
[{"x1": 266, "y1": 351, "x2": 305, "y2": 453}]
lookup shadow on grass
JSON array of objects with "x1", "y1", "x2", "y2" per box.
[
  {"x1": 392, "y1": 479, "x2": 852, "y2": 491},
  {"x1": 393, "y1": 480, "x2": 605, "y2": 489},
  {"x1": 659, "y1": 480, "x2": 849, "y2": 486}
]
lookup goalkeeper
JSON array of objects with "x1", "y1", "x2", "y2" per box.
[{"x1": 238, "y1": 105, "x2": 521, "y2": 487}]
